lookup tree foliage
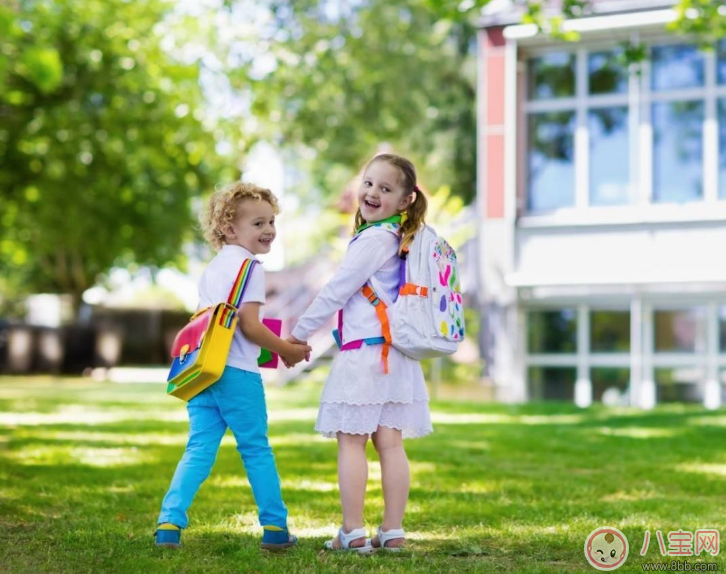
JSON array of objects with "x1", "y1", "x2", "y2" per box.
[
  {"x1": 2, "y1": 0, "x2": 724, "y2": 310},
  {"x1": 0, "y1": 0, "x2": 223, "y2": 308},
  {"x1": 245, "y1": 0, "x2": 477, "y2": 205}
]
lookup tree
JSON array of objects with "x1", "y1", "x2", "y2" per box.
[
  {"x1": 0, "y1": 0, "x2": 228, "y2": 310},
  {"x1": 243, "y1": 0, "x2": 478, "y2": 205}
]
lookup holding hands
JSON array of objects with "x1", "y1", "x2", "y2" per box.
[{"x1": 281, "y1": 335, "x2": 311, "y2": 368}]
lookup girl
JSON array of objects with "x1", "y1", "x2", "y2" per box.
[
  {"x1": 289, "y1": 154, "x2": 432, "y2": 552},
  {"x1": 155, "y1": 182, "x2": 310, "y2": 551}
]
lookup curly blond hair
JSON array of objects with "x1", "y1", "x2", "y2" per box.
[{"x1": 200, "y1": 181, "x2": 280, "y2": 250}]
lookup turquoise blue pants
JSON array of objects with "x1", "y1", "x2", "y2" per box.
[{"x1": 158, "y1": 366, "x2": 288, "y2": 529}]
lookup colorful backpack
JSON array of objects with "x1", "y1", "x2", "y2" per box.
[
  {"x1": 362, "y1": 222, "x2": 465, "y2": 370},
  {"x1": 166, "y1": 259, "x2": 281, "y2": 401}
]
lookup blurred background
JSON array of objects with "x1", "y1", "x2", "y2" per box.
[{"x1": 1, "y1": 0, "x2": 724, "y2": 408}]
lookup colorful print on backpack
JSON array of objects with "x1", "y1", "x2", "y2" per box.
[
  {"x1": 432, "y1": 237, "x2": 465, "y2": 342},
  {"x1": 360, "y1": 222, "x2": 465, "y2": 363}
]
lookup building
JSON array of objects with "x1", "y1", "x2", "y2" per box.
[{"x1": 477, "y1": 0, "x2": 726, "y2": 408}]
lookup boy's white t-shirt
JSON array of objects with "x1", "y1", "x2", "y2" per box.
[{"x1": 197, "y1": 244, "x2": 264, "y2": 374}]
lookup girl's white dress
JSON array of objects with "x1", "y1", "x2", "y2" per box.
[{"x1": 291, "y1": 225, "x2": 433, "y2": 439}]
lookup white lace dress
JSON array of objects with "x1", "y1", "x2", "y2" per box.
[
  {"x1": 291, "y1": 225, "x2": 433, "y2": 440},
  {"x1": 315, "y1": 343, "x2": 432, "y2": 439}
]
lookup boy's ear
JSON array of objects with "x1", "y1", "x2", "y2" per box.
[{"x1": 223, "y1": 225, "x2": 236, "y2": 239}]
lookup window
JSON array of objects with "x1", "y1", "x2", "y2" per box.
[
  {"x1": 528, "y1": 53, "x2": 576, "y2": 100},
  {"x1": 654, "y1": 308, "x2": 706, "y2": 354},
  {"x1": 720, "y1": 99, "x2": 726, "y2": 199},
  {"x1": 589, "y1": 107, "x2": 630, "y2": 206},
  {"x1": 655, "y1": 367, "x2": 704, "y2": 403},
  {"x1": 718, "y1": 40, "x2": 726, "y2": 85},
  {"x1": 528, "y1": 366, "x2": 577, "y2": 401},
  {"x1": 652, "y1": 101, "x2": 704, "y2": 203},
  {"x1": 651, "y1": 44, "x2": 705, "y2": 91},
  {"x1": 592, "y1": 367, "x2": 629, "y2": 403},
  {"x1": 522, "y1": 42, "x2": 726, "y2": 215},
  {"x1": 525, "y1": 49, "x2": 630, "y2": 213},
  {"x1": 589, "y1": 50, "x2": 627, "y2": 95},
  {"x1": 527, "y1": 309, "x2": 577, "y2": 353},
  {"x1": 591, "y1": 310, "x2": 630, "y2": 352},
  {"x1": 719, "y1": 306, "x2": 726, "y2": 353},
  {"x1": 528, "y1": 112, "x2": 576, "y2": 211}
]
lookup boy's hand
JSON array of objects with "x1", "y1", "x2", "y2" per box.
[{"x1": 281, "y1": 342, "x2": 312, "y2": 367}]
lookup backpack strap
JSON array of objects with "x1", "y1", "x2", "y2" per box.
[
  {"x1": 348, "y1": 223, "x2": 406, "y2": 374},
  {"x1": 399, "y1": 284, "x2": 428, "y2": 297},
  {"x1": 361, "y1": 284, "x2": 392, "y2": 375},
  {"x1": 219, "y1": 258, "x2": 259, "y2": 327}
]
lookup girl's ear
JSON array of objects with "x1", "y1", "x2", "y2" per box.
[
  {"x1": 223, "y1": 225, "x2": 236, "y2": 239},
  {"x1": 398, "y1": 193, "x2": 413, "y2": 211}
]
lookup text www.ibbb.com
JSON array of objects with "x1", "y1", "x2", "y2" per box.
[{"x1": 642, "y1": 561, "x2": 719, "y2": 571}]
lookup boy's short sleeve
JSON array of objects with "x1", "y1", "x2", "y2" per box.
[{"x1": 239, "y1": 263, "x2": 265, "y2": 305}]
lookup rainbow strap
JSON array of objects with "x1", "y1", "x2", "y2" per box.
[{"x1": 219, "y1": 259, "x2": 259, "y2": 327}]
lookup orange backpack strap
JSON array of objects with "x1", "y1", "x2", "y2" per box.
[{"x1": 361, "y1": 284, "x2": 392, "y2": 375}]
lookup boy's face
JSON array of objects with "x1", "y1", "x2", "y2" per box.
[
  {"x1": 224, "y1": 198, "x2": 276, "y2": 255},
  {"x1": 358, "y1": 160, "x2": 413, "y2": 223}
]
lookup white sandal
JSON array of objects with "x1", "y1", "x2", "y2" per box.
[
  {"x1": 324, "y1": 527, "x2": 375, "y2": 553},
  {"x1": 369, "y1": 526, "x2": 405, "y2": 552}
]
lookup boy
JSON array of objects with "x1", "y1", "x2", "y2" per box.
[{"x1": 155, "y1": 182, "x2": 309, "y2": 550}]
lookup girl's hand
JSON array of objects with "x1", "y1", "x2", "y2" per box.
[
  {"x1": 281, "y1": 342, "x2": 312, "y2": 367},
  {"x1": 286, "y1": 336, "x2": 311, "y2": 362}
]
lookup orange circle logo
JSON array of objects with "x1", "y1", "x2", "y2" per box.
[{"x1": 584, "y1": 527, "x2": 629, "y2": 571}]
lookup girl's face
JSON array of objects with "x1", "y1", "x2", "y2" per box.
[
  {"x1": 224, "y1": 198, "x2": 276, "y2": 255},
  {"x1": 358, "y1": 160, "x2": 413, "y2": 223}
]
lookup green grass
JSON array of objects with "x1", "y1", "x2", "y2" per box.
[{"x1": 1, "y1": 376, "x2": 725, "y2": 573}]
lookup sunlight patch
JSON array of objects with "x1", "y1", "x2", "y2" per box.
[
  {"x1": 71, "y1": 446, "x2": 148, "y2": 467},
  {"x1": 676, "y1": 462, "x2": 726, "y2": 477},
  {"x1": 601, "y1": 489, "x2": 659, "y2": 502},
  {"x1": 688, "y1": 416, "x2": 726, "y2": 428},
  {"x1": 597, "y1": 427, "x2": 679, "y2": 439},
  {"x1": 286, "y1": 478, "x2": 336, "y2": 493},
  {"x1": 409, "y1": 461, "x2": 437, "y2": 474},
  {"x1": 430, "y1": 412, "x2": 586, "y2": 425},
  {"x1": 12, "y1": 429, "x2": 188, "y2": 446},
  {"x1": 269, "y1": 433, "x2": 328, "y2": 446},
  {"x1": 4, "y1": 445, "x2": 150, "y2": 467},
  {"x1": 431, "y1": 412, "x2": 515, "y2": 425},
  {"x1": 458, "y1": 481, "x2": 497, "y2": 494},
  {"x1": 267, "y1": 408, "x2": 318, "y2": 423},
  {"x1": 519, "y1": 414, "x2": 585, "y2": 425},
  {"x1": 0, "y1": 487, "x2": 23, "y2": 500},
  {"x1": 208, "y1": 475, "x2": 249, "y2": 489},
  {"x1": 0, "y1": 406, "x2": 187, "y2": 427}
]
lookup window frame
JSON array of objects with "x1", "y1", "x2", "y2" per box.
[
  {"x1": 523, "y1": 300, "x2": 726, "y2": 407},
  {"x1": 519, "y1": 35, "x2": 726, "y2": 223}
]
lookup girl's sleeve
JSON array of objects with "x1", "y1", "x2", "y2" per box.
[{"x1": 291, "y1": 230, "x2": 398, "y2": 341}]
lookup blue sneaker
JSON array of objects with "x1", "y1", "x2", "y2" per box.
[
  {"x1": 155, "y1": 526, "x2": 181, "y2": 549},
  {"x1": 261, "y1": 526, "x2": 297, "y2": 551}
]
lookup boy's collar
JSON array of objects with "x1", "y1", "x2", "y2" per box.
[{"x1": 221, "y1": 244, "x2": 257, "y2": 259}]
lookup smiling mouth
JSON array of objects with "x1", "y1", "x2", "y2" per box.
[
  {"x1": 364, "y1": 199, "x2": 380, "y2": 209},
  {"x1": 259, "y1": 237, "x2": 273, "y2": 245}
]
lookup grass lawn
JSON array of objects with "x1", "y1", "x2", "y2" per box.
[{"x1": 0, "y1": 375, "x2": 725, "y2": 573}]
